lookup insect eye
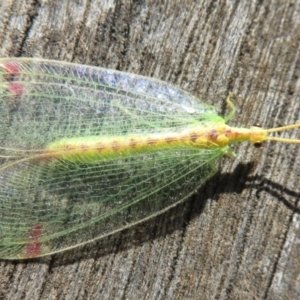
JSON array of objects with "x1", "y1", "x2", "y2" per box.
[
  {"x1": 253, "y1": 142, "x2": 263, "y2": 148},
  {"x1": 252, "y1": 122, "x2": 263, "y2": 147}
]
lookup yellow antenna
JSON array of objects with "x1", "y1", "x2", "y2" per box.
[{"x1": 264, "y1": 123, "x2": 300, "y2": 144}]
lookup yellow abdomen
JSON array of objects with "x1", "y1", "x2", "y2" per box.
[{"x1": 45, "y1": 125, "x2": 266, "y2": 162}]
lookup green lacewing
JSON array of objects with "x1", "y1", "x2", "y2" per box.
[{"x1": 0, "y1": 57, "x2": 299, "y2": 260}]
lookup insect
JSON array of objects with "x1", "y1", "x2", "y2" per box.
[{"x1": 0, "y1": 57, "x2": 299, "y2": 260}]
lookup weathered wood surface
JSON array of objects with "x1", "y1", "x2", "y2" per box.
[{"x1": 0, "y1": 1, "x2": 300, "y2": 299}]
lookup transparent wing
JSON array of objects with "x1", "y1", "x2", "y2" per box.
[
  {"x1": 0, "y1": 58, "x2": 225, "y2": 259},
  {"x1": 0, "y1": 58, "x2": 223, "y2": 153},
  {"x1": 0, "y1": 147, "x2": 223, "y2": 259}
]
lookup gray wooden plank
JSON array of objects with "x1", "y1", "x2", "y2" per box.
[{"x1": 0, "y1": 0, "x2": 299, "y2": 299}]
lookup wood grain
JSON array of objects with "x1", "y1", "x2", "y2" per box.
[{"x1": 0, "y1": 0, "x2": 300, "y2": 299}]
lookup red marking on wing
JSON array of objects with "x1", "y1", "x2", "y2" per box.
[
  {"x1": 25, "y1": 224, "x2": 43, "y2": 258},
  {"x1": 3, "y1": 61, "x2": 20, "y2": 75},
  {"x1": 29, "y1": 224, "x2": 43, "y2": 239},
  {"x1": 25, "y1": 240, "x2": 42, "y2": 257},
  {"x1": 8, "y1": 83, "x2": 24, "y2": 96}
]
